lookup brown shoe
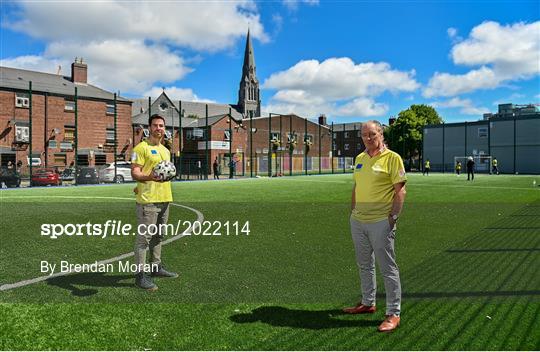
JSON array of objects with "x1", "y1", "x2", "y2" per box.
[
  {"x1": 342, "y1": 303, "x2": 376, "y2": 314},
  {"x1": 378, "y1": 314, "x2": 400, "y2": 332}
]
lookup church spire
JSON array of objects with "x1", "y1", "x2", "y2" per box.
[
  {"x1": 242, "y1": 28, "x2": 256, "y2": 77},
  {"x1": 237, "y1": 29, "x2": 261, "y2": 117}
]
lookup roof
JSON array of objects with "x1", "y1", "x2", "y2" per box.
[
  {"x1": 130, "y1": 96, "x2": 243, "y2": 120},
  {"x1": 131, "y1": 111, "x2": 198, "y2": 128},
  {"x1": 0, "y1": 66, "x2": 130, "y2": 102},
  {"x1": 331, "y1": 122, "x2": 363, "y2": 131}
]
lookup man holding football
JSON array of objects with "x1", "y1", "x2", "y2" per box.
[
  {"x1": 343, "y1": 120, "x2": 407, "y2": 332},
  {"x1": 131, "y1": 113, "x2": 178, "y2": 291}
]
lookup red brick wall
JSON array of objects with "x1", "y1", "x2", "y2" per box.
[
  {"x1": 0, "y1": 90, "x2": 132, "y2": 169},
  {"x1": 245, "y1": 115, "x2": 331, "y2": 157}
]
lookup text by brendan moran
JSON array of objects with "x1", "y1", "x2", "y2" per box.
[{"x1": 40, "y1": 260, "x2": 157, "y2": 276}]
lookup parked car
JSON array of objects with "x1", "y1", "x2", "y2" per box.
[
  {"x1": 98, "y1": 161, "x2": 133, "y2": 183},
  {"x1": 60, "y1": 168, "x2": 75, "y2": 181},
  {"x1": 0, "y1": 166, "x2": 21, "y2": 188},
  {"x1": 76, "y1": 167, "x2": 100, "y2": 184},
  {"x1": 31, "y1": 168, "x2": 62, "y2": 186}
]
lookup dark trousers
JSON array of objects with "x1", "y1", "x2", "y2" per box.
[{"x1": 467, "y1": 169, "x2": 474, "y2": 180}]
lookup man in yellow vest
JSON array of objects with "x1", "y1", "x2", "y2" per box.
[
  {"x1": 492, "y1": 157, "x2": 499, "y2": 175},
  {"x1": 131, "y1": 113, "x2": 178, "y2": 291},
  {"x1": 423, "y1": 159, "x2": 430, "y2": 176},
  {"x1": 343, "y1": 120, "x2": 407, "y2": 332}
]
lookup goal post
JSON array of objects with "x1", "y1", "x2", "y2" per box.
[{"x1": 454, "y1": 155, "x2": 493, "y2": 174}]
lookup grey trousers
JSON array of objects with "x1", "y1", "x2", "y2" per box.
[
  {"x1": 350, "y1": 216, "x2": 401, "y2": 315},
  {"x1": 134, "y1": 202, "x2": 170, "y2": 273}
]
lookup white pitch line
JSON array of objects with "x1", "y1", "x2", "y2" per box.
[{"x1": 0, "y1": 196, "x2": 204, "y2": 292}]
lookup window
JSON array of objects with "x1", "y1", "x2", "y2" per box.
[
  {"x1": 186, "y1": 130, "x2": 193, "y2": 140},
  {"x1": 333, "y1": 132, "x2": 337, "y2": 139},
  {"x1": 333, "y1": 142, "x2": 336, "y2": 150},
  {"x1": 159, "y1": 102, "x2": 168, "y2": 111},
  {"x1": 287, "y1": 132, "x2": 296, "y2": 142},
  {"x1": 357, "y1": 130, "x2": 361, "y2": 138},
  {"x1": 54, "y1": 154, "x2": 66, "y2": 166},
  {"x1": 77, "y1": 154, "x2": 89, "y2": 166},
  {"x1": 49, "y1": 140, "x2": 58, "y2": 149},
  {"x1": 142, "y1": 128, "x2": 149, "y2": 138},
  {"x1": 164, "y1": 130, "x2": 172, "y2": 140},
  {"x1": 357, "y1": 143, "x2": 363, "y2": 151},
  {"x1": 193, "y1": 128, "x2": 205, "y2": 139},
  {"x1": 224, "y1": 130, "x2": 231, "y2": 141},
  {"x1": 64, "y1": 126, "x2": 75, "y2": 141},
  {"x1": 65, "y1": 100, "x2": 75, "y2": 112},
  {"x1": 304, "y1": 134, "x2": 313, "y2": 143},
  {"x1": 478, "y1": 127, "x2": 488, "y2": 138},
  {"x1": 271, "y1": 132, "x2": 281, "y2": 141},
  {"x1": 344, "y1": 132, "x2": 350, "y2": 138},
  {"x1": 344, "y1": 144, "x2": 350, "y2": 151},
  {"x1": 15, "y1": 93, "x2": 29, "y2": 108},
  {"x1": 95, "y1": 155, "x2": 107, "y2": 165},
  {"x1": 106, "y1": 103, "x2": 115, "y2": 115},
  {"x1": 15, "y1": 126, "x2": 30, "y2": 143},
  {"x1": 60, "y1": 142, "x2": 73, "y2": 150},
  {"x1": 106, "y1": 128, "x2": 115, "y2": 142}
]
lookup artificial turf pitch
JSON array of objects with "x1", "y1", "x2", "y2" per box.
[{"x1": 0, "y1": 173, "x2": 539, "y2": 350}]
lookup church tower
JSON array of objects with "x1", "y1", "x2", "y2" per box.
[{"x1": 237, "y1": 29, "x2": 261, "y2": 118}]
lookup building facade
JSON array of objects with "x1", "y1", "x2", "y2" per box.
[{"x1": 0, "y1": 60, "x2": 132, "y2": 173}]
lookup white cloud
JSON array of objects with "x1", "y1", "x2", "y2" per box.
[
  {"x1": 447, "y1": 27, "x2": 457, "y2": 38},
  {"x1": 264, "y1": 58, "x2": 419, "y2": 98},
  {"x1": 2, "y1": 1, "x2": 268, "y2": 95},
  {"x1": 424, "y1": 66, "x2": 499, "y2": 98},
  {"x1": 143, "y1": 86, "x2": 215, "y2": 103},
  {"x1": 262, "y1": 57, "x2": 419, "y2": 118},
  {"x1": 337, "y1": 98, "x2": 388, "y2": 117},
  {"x1": 431, "y1": 97, "x2": 489, "y2": 115},
  {"x1": 424, "y1": 21, "x2": 540, "y2": 97},
  {"x1": 283, "y1": 0, "x2": 319, "y2": 11},
  {"x1": 0, "y1": 55, "x2": 65, "y2": 74},
  {"x1": 5, "y1": 1, "x2": 267, "y2": 51}
]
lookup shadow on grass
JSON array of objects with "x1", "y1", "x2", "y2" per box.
[
  {"x1": 230, "y1": 306, "x2": 380, "y2": 330},
  {"x1": 46, "y1": 272, "x2": 133, "y2": 296}
]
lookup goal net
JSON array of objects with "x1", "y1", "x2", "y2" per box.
[{"x1": 454, "y1": 155, "x2": 492, "y2": 174}]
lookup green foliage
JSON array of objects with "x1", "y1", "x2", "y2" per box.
[{"x1": 385, "y1": 104, "x2": 443, "y2": 166}]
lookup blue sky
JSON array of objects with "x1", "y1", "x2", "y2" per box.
[{"x1": 1, "y1": 0, "x2": 539, "y2": 124}]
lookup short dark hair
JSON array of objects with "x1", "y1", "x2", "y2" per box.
[{"x1": 149, "y1": 113, "x2": 166, "y2": 126}]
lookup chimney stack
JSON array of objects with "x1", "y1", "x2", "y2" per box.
[
  {"x1": 318, "y1": 114, "x2": 327, "y2": 126},
  {"x1": 71, "y1": 57, "x2": 87, "y2": 84}
]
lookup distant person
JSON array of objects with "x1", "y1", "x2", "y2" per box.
[
  {"x1": 423, "y1": 159, "x2": 430, "y2": 176},
  {"x1": 343, "y1": 120, "x2": 407, "y2": 333},
  {"x1": 455, "y1": 161, "x2": 461, "y2": 176},
  {"x1": 492, "y1": 158, "x2": 499, "y2": 175},
  {"x1": 229, "y1": 159, "x2": 237, "y2": 179},
  {"x1": 467, "y1": 156, "x2": 475, "y2": 181},
  {"x1": 213, "y1": 157, "x2": 220, "y2": 180},
  {"x1": 196, "y1": 160, "x2": 203, "y2": 180}
]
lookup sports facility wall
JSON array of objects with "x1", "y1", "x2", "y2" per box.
[{"x1": 423, "y1": 115, "x2": 540, "y2": 174}]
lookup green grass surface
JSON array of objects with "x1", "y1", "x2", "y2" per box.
[{"x1": 1, "y1": 173, "x2": 539, "y2": 350}]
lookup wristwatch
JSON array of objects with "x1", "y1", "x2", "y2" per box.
[{"x1": 391, "y1": 214, "x2": 399, "y2": 221}]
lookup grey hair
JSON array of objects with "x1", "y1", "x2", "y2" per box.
[{"x1": 363, "y1": 120, "x2": 384, "y2": 135}]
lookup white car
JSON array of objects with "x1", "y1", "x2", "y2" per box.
[{"x1": 98, "y1": 162, "x2": 133, "y2": 183}]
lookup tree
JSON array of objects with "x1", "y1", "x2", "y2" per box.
[{"x1": 384, "y1": 104, "x2": 443, "y2": 170}]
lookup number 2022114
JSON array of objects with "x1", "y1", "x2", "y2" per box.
[{"x1": 181, "y1": 221, "x2": 251, "y2": 236}]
